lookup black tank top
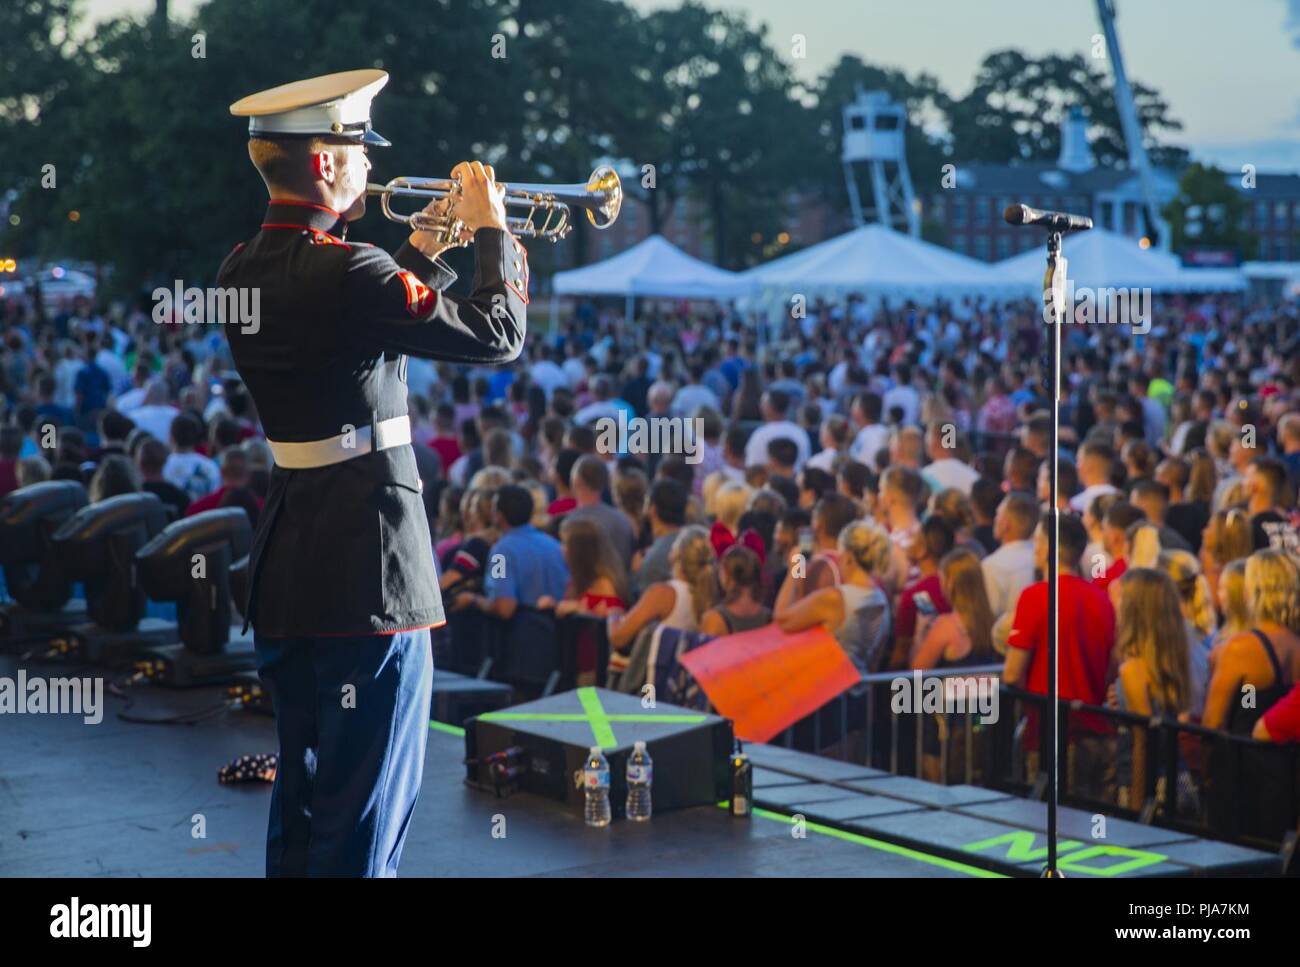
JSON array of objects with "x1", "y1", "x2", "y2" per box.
[{"x1": 1225, "y1": 629, "x2": 1290, "y2": 735}]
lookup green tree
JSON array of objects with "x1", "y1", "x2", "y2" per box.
[
  {"x1": 1162, "y1": 162, "x2": 1254, "y2": 255},
  {"x1": 943, "y1": 50, "x2": 1186, "y2": 169}
]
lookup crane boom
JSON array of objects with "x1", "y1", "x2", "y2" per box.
[{"x1": 1094, "y1": 0, "x2": 1170, "y2": 248}]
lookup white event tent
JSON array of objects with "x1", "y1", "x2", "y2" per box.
[
  {"x1": 742, "y1": 223, "x2": 1021, "y2": 300},
  {"x1": 552, "y1": 234, "x2": 752, "y2": 320},
  {"x1": 994, "y1": 228, "x2": 1246, "y2": 293}
]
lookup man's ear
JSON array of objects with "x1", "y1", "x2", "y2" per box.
[{"x1": 312, "y1": 149, "x2": 335, "y2": 184}]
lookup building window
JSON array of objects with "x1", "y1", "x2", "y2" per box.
[
  {"x1": 1256, "y1": 202, "x2": 1269, "y2": 227},
  {"x1": 952, "y1": 234, "x2": 968, "y2": 253},
  {"x1": 952, "y1": 197, "x2": 967, "y2": 226},
  {"x1": 1099, "y1": 200, "x2": 1114, "y2": 230},
  {"x1": 1276, "y1": 202, "x2": 1291, "y2": 228},
  {"x1": 974, "y1": 197, "x2": 989, "y2": 225},
  {"x1": 973, "y1": 235, "x2": 990, "y2": 259},
  {"x1": 996, "y1": 236, "x2": 1011, "y2": 259},
  {"x1": 1278, "y1": 239, "x2": 1291, "y2": 261},
  {"x1": 931, "y1": 195, "x2": 945, "y2": 218}
]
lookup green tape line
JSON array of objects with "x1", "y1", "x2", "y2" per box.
[{"x1": 718, "y1": 804, "x2": 1005, "y2": 878}]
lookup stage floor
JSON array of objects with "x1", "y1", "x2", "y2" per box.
[{"x1": 0, "y1": 653, "x2": 1277, "y2": 878}]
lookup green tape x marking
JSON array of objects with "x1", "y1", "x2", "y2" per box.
[{"x1": 477, "y1": 687, "x2": 708, "y2": 749}]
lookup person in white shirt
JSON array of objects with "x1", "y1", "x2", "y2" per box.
[
  {"x1": 850, "y1": 390, "x2": 889, "y2": 469},
  {"x1": 529, "y1": 345, "x2": 570, "y2": 399},
  {"x1": 882, "y1": 362, "x2": 921, "y2": 427},
  {"x1": 807, "y1": 414, "x2": 851, "y2": 473},
  {"x1": 127, "y1": 380, "x2": 181, "y2": 442},
  {"x1": 162, "y1": 412, "x2": 220, "y2": 502},
  {"x1": 980, "y1": 492, "x2": 1040, "y2": 617},
  {"x1": 743, "y1": 389, "x2": 810, "y2": 469},
  {"x1": 672, "y1": 363, "x2": 721, "y2": 417},
  {"x1": 921, "y1": 422, "x2": 980, "y2": 496},
  {"x1": 112, "y1": 362, "x2": 152, "y2": 413},
  {"x1": 1068, "y1": 441, "x2": 1121, "y2": 514}
]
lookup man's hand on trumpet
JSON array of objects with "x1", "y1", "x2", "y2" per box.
[{"x1": 407, "y1": 161, "x2": 510, "y2": 259}]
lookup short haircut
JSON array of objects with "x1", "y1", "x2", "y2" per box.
[
  {"x1": 724, "y1": 423, "x2": 750, "y2": 457},
  {"x1": 814, "y1": 493, "x2": 859, "y2": 539},
  {"x1": 648, "y1": 478, "x2": 688, "y2": 526},
  {"x1": 1105, "y1": 501, "x2": 1146, "y2": 533},
  {"x1": 855, "y1": 391, "x2": 883, "y2": 422},
  {"x1": 656, "y1": 454, "x2": 695, "y2": 489},
  {"x1": 800, "y1": 467, "x2": 836, "y2": 502},
  {"x1": 495, "y1": 484, "x2": 534, "y2": 528},
  {"x1": 137, "y1": 438, "x2": 169, "y2": 473},
  {"x1": 970, "y1": 476, "x2": 1002, "y2": 520},
  {"x1": 170, "y1": 413, "x2": 204, "y2": 449},
  {"x1": 554, "y1": 448, "x2": 581, "y2": 489},
  {"x1": 1251, "y1": 455, "x2": 1290, "y2": 506},
  {"x1": 838, "y1": 460, "x2": 873, "y2": 499},
  {"x1": 1001, "y1": 491, "x2": 1040, "y2": 538},
  {"x1": 881, "y1": 465, "x2": 924, "y2": 506},
  {"x1": 767, "y1": 436, "x2": 798, "y2": 469},
  {"x1": 765, "y1": 474, "x2": 799, "y2": 509},
  {"x1": 1057, "y1": 513, "x2": 1089, "y2": 564},
  {"x1": 99, "y1": 410, "x2": 135, "y2": 442},
  {"x1": 1130, "y1": 479, "x2": 1170, "y2": 507},
  {"x1": 572, "y1": 454, "x2": 609, "y2": 493},
  {"x1": 1006, "y1": 446, "x2": 1039, "y2": 487},
  {"x1": 766, "y1": 388, "x2": 791, "y2": 416}
]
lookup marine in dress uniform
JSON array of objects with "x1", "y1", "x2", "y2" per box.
[{"x1": 221, "y1": 70, "x2": 528, "y2": 876}]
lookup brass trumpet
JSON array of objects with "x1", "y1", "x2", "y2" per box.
[{"x1": 366, "y1": 165, "x2": 622, "y2": 246}]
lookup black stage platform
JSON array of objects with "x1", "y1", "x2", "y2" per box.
[{"x1": 0, "y1": 654, "x2": 1278, "y2": 877}]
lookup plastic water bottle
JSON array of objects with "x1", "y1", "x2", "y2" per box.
[
  {"x1": 625, "y1": 740, "x2": 653, "y2": 821},
  {"x1": 730, "y1": 739, "x2": 752, "y2": 818},
  {"x1": 582, "y1": 746, "x2": 611, "y2": 827}
]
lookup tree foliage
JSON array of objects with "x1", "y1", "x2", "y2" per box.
[{"x1": 0, "y1": 0, "x2": 1190, "y2": 290}]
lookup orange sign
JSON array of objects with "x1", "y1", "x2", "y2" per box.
[{"x1": 678, "y1": 624, "x2": 860, "y2": 743}]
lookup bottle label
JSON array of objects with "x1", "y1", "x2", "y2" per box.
[
  {"x1": 733, "y1": 795, "x2": 748, "y2": 814},
  {"x1": 627, "y1": 764, "x2": 652, "y2": 784},
  {"x1": 584, "y1": 768, "x2": 610, "y2": 789}
]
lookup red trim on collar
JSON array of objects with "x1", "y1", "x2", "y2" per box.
[
  {"x1": 268, "y1": 198, "x2": 342, "y2": 217},
  {"x1": 260, "y1": 223, "x2": 350, "y2": 247}
]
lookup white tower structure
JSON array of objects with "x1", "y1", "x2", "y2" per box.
[{"x1": 841, "y1": 88, "x2": 920, "y2": 237}]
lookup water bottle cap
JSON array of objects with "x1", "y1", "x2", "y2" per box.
[
  {"x1": 633, "y1": 740, "x2": 646, "y2": 752},
  {"x1": 589, "y1": 746, "x2": 602, "y2": 755}
]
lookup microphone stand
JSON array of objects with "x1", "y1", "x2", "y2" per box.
[{"x1": 1041, "y1": 230, "x2": 1066, "y2": 879}]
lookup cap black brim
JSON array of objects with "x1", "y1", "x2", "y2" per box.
[{"x1": 361, "y1": 128, "x2": 391, "y2": 147}]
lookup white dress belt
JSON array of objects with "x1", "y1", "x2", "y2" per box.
[{"x1": 266, "y1": 415, "x2": 412, "y2": 469}]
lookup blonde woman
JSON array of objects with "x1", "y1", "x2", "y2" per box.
[
  {"x1": 1109, "y1": 521, "x2": 1162, "y2": 611},
  {"x1": 911, "y1": 547, "x2": 995, "y2": 670},
  {"x1": 606, "y1": 526, "x2": 717, "y2": 677},
  {"x1": 1208, "y1": 559, "x2": 1250, "y2": 662},
  {"x1": 775, "y1": 520, "x2": 893, "y2": 675},
  {"x1": 1199, "y1": 507, "x2": 1252, "y2": 602},
  {"x1": 1202, "y1": 550, "x2": 1300, "y2": 733},
  {"x1": 1159, "y1": 550, "x2": 1217, "y2": 642},
  {"x1": 711, "y1": 480, "x2": 752, "y2": 541}
]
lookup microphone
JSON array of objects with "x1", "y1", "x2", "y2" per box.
[{"x1": 1003, "y1": 204, "x2": 1093, "y2": 233}]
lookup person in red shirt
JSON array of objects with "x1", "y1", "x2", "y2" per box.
[
  {"x1": 427, "y1": 402, "x2": 461, "y2": 475},
  {"x1": 889, "y1": 515, "x2": 955, "y2": 668},
  {"x1": 185, "y1": 448, "x2": 264, "y2": 516},
  {"x1": 1094, "y1": 501, "x2": 1144, "y2": 590},
  {"x1": 1255, "y1": 681, "x2": 1300, "y2": 743},
  {"x1": 1004, "y1": 513, "x2": 1117, "y2": 800}
]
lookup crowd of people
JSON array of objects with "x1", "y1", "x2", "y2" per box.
[{"x1": 3, "y1": 282, "x2": 1300, "y2": 822}]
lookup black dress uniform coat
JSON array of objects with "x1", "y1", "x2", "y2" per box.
[{"x1": 218, "y1": 200, "x2": 528, "y2": 636}]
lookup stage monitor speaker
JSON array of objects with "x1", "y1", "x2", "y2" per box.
[{"x1": 465, "y1": 687, "x2": 732, "y2": 818}]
